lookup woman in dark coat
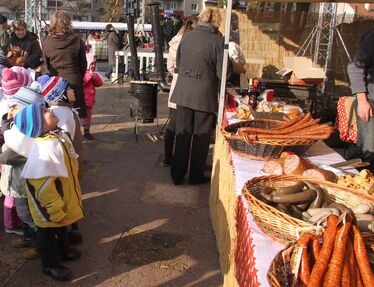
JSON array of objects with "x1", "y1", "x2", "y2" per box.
[
  {"x1": 104, "y1": 24, "x2": 121, "y2": 79},
  {"x1": 8, "y1": 20, "x2": 42, "y2": 67},
  {"x1": 43, "y1": 11, "x2": 87, "y2": 118},
  {"x1": 170, "y1": 7, "x2": 230, "y2": 185}
]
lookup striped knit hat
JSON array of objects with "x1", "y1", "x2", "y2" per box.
[
  {"x1": 8, "y1": 85, "x2": 44, "y2": 109},
  {"x1": 14, "y1": 102, "x2": 44, "y2": 138},
  {"x1": 40, "y1": 76, "x2": 69, "y2": 104},
  {"x1": 1, "y1": 67, "x2": 32, "y2": 96}
]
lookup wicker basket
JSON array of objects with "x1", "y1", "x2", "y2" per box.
[
  {"x1": 242, "y1": 175, "x2": 374, "y2": 244},
  {"x1": 223, "y1": 119, "x2": 316, "y2": 160},
  {"x1": 267, "y1": 244, "x2": 298, "y2": 287}
]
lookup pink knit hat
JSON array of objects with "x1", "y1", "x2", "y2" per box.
[
  {"x1": 1, "y1": 67, "x2": 32, "y2": 96},
  {"x1": 86, "y1": 53, "x2": 96, "y2": 70}
]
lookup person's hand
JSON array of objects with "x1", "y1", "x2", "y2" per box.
[
  {"x1": 67, "y1": 88, "x2": 76, "y2": 103},
  {"x1": 357, "y1": 93, "x2": 373, "y2": 122},
  {"x1": 7, "y1": 105, "x2": 19, "y2": 120}
]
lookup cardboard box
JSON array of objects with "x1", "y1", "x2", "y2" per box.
[{"x1": 276, "y1": 56, "x2": 325, "y2": 85}]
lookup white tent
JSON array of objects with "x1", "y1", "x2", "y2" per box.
[{"x1": 42, "y1": 21, "x2": 152, "y2": 32}]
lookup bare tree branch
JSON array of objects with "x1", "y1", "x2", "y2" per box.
[
  {"x1": 62, "y1": 0, "x2": 93, "y2": 21},
  {"x1": 0, "y1": 0, "x2": 25, "y2": 19}
]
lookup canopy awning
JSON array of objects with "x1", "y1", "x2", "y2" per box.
[{"x1": 42, "y1": 21, "x2": 152, "y2": 32}]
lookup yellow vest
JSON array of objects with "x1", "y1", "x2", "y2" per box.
[{"x1": 25, "y1": 135, "x2": 84, "y2": 228}]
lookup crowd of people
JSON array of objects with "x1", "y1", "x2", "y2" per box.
[{"x1": 0, "y1": 10, "x2": 103, "y2": 281}]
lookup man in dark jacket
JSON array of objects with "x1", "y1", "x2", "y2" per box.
[
  {"x1": 347, "y1": 28, "x2": 374, "y2": 165},
  {"x1": 170, "y1": 7, "x2": 230, "y2": 185}
]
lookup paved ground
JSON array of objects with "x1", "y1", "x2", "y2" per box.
[{"x1": 0, "y1": 78, "x2": 223, "y2": 286}]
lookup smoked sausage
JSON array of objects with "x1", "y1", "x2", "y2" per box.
[{"x1": 308, "y1": 215, "x2": 339, "y2": 287}]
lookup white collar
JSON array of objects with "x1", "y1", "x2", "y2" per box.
[{"x1": 21, "y1": 132, "x2": 78, "y2": 179}]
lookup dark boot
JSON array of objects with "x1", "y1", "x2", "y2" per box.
[
  {"x1": 43, "y1": 265, "x2": 72, "y2": 281},
  {"x1": 83, "y1": 127, "x2": 94, "y2": 141}
]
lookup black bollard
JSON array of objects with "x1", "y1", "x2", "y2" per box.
[{"x1": 148, "y1": 2, "x2": 167, "y2": 85}]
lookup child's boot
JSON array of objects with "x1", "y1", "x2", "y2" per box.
[
  {"x1": 83, "y1": 127, "x2": 94, "y2": 141},
  {"x1": 43, "y1": 265, "x2": 72, "y2": 281}
]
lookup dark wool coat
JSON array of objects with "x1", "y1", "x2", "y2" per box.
[
  {"x1": 170, "y1": 23, "x2": 228, "y2": 114},
  {"x1": 43, "y1": 32, "x2": 88, "y2": 118},
  {"x1": 104, "y1": 30, "x2": 121, "y2": 66},
  {"x1": 9, "y1": 32, "x2": 42, "y2": 64},
  {"x1": 347, "y1": 29, "x2": 374, "y2": 153},
  {"x1": 348, "y1": 28, "x2": 374, "y2": 100}
]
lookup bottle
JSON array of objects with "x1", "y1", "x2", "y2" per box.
[{"x1": 248, "y1": 79, "x2": 258, "y2": 109}]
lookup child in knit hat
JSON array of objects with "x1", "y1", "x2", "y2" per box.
[
  {"x1": 38, "y1": 76, "x2": 77, "y2": 137},
  {"x1": 0, "y1": 85, "x2": 44, "y2": 259},
  {"x1": 0, "y1": 72, "x2": 35, "y2": 238},
  {"x1": 83, "y1": 53, "x2": 103, "y2": 140},
  {"x1": 38, "y1": 75, "x2": 84, "y2": 243},
  {"x1": 15, "y1": 102, "x2": 84, "y2": 281},
  {"x1": 1, "y1": 66, "x2": 32, "y2": 99},
  {"x1": 38, "y1": 75, "x2": 84, "y2": 169}
]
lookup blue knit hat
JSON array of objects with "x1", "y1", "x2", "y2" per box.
[
  {"x1": 14, "y1": 102, "x2": 44, "y2": 138},
  {"x1": 37, "y1": 75, "x2": 50, "y2": 87},
  {"x1": 8, "y1": 85, "x2": 44, "y2": 109},
  {"x1": 40, "y1": 76, "x2": 69, "y2": 104}
]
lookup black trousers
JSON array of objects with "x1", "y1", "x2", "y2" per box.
[
  {"x1": 36, "y1": 226, "x2": 70, "y2": 268},
  {"x1": 171, "y1": 106, "x2": 216, "y2": 184},
  {"x1": 164, "y1": 108, "x2": 177, "y2": 162}
]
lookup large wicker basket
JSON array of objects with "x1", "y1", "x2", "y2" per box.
[
  {"x1": 223, "y1": 119, "x2": 316, "y2": 160},
  {"x1": 242, "y1": 175, "x2": 374, "y2": 244}
]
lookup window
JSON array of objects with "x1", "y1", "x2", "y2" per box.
[
  {"x1": 47, "y1": 0, "x2": 63, "y2": 8},
  {"x1": 191, "y1": 3, "x2": 198, "y2": 11},
  {"x1": 166, "y1": 2, "x2": 177, "y2": 11}
]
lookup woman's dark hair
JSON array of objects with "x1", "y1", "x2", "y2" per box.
[{"x1": 105, "y1": 24, "x2": 114, "y2": 32}]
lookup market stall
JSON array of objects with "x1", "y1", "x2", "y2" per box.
[
  {"x1": 211, "y1": 93, "x2": 374, "y2": 286},
  {"x1": 210, "y1": 1, "x2": 374, "y2": 286}
]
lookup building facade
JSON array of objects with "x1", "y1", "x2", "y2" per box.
[
  {"x1": 0, "y1": 0, "x2": 106, "y2": 22},
  {"x1": 157, "y1": 0, "x2": 205, "y2": 16}
]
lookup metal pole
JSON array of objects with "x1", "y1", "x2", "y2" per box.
[
  {"x1": 149, "y1": 2, "x2": 167, "y2": 84},
  {"x1": 217, "y1": 0, "x2": 232, "y2": 126},
  {"x1": 128, "y1": 14, "x2": 140, "y2": 80},
  {"x1": 325, "y1": 3, "x2": 337, "y2": 72},
  {"x1": 313, "y1": 3, "x2": 323, "y2": 65},
  {"x1": 25, "y1": 0, "x2": 28, "y2": 23}
]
